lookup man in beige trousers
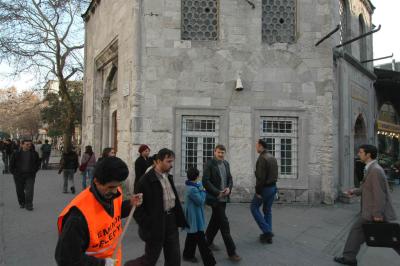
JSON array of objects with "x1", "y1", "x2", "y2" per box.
[{"x1": 334, "y1": 144, "x2": 399, "y2": 266}]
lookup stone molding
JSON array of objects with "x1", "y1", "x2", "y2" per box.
[
  {"x1": 95, "y1": 38, "x2": 118, "y2": 70},
  {"x1": 334, "y1": 49, "x2": 376, "y2": 80}
]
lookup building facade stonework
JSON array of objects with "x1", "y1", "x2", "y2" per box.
[{"x1": 82, "y1": 0, "x2": 376, "y2": 204}]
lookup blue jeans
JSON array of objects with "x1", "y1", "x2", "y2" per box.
[
  {"x1": 82, "y1": 166, "x2": 94, "y2": 189},
  {"x1": 250, "y1": 186, "x2": 277, "y2": 234}
]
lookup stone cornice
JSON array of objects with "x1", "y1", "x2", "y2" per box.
[
  {"x1": 82, "y1": 0, "x2": 100, "y2": 22},
  {"x1": 95, "y1": 37, "x2": 118, "y2": 70},
  {"x1": 333, "y1": 49, "x2": 376, "y2": 80},
  {"x1": 362, "y1": 0, "x2": 375, "y2": 14}
]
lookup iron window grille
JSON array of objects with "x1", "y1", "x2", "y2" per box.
[
  {"x1": 260, "y1": 116, "x2": 298, "y2": 178},
  {"x1": 181, "y1": 116, "x2": 219, "y2": 175}
]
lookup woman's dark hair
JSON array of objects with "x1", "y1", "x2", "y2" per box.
[
  {"x1": 156, "y1": 148, "x2": 175, "y2": 161},
  {"x1": 359, "y1": 144, "x2": 378, "y2": 159},
  {"x1": 102, "y1": 147, "x2": 113, "y2": 158},
  {"x1": 85, "y1": 145, "x2": 93, "y2": 155},
  {"x1": 187, "y1": 167, "x2": 199, "y2": 181}
]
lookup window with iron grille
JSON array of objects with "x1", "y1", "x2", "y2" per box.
[
  {"x1": 260, "y1": 117, "x2": 298, "y2": 178},
  {"x1": 181, "y1": 0, "x2": 219, "y2": 41},
  {"x1": 262, "y1": 0, "x2": 296, "y2": 44},
  {"x1": 181, "y1": 116, "x2": 219, "y2": 175}
]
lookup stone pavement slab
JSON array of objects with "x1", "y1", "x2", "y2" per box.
[{"x1": 0, "y1": 169, "x2": 399, "y2": 265}]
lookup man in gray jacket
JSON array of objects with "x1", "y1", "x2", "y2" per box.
[
  {"x1": 251, "y1": 139, "x2": 278, "y2": 244},
  {"x1": 334, "y1": 144, "x2": 399, "y2": 266}
]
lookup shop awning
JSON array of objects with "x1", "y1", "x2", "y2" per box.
[{"x1": 377, "y1": 120, "x2": 400, "y2": 138}]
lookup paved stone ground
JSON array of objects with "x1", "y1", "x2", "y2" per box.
[{"x1": 0, "y1": 162, "x2": 399, "y2": 265}]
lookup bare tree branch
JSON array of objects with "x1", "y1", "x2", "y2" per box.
[{"x1": 0, "y1": 0, "x2": 89, "y2": 148}]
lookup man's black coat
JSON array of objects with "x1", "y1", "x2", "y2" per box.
[
  {"x1": 9, "y1": 149, "x2": 41, "y2": 175},
  {"x1": 133, "y1": 168, "x2": 186, "y2": 242}
]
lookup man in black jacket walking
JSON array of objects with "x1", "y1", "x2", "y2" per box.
[
  {"x1": 9, "y1": 139, "x2": 41, "y2": 210},
  {"x1": 250, "y1": 139, "x2": 278, "y2": 244},
  {"x1": 202, "y1": 144, "x2": 241, "y2": 262},
  {"x1": 126, "y1": 148, "x2": 186, "y2": 266},
  {"x1": 58, "y1": 147, "x2": 79, "y2": 194}
]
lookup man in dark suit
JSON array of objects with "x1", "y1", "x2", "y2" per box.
[
  {"x1": 203, "y1": 144, "x2": 241, "y2": 262},
  {"x1": 126, "y1": 148, "x2": 186, "y2": 266},
  {"x1": 334, "y1": 144, "x2": 399, "y2": 266}
]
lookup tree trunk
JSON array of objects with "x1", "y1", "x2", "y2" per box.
[{"x1": 59, "y1": 79, "x2": 76, "y2": 152}]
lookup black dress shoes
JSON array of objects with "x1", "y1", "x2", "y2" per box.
[
  {"x1": 183, "y1": 256, "x2": 198, "y2": 263},
  {"x1": 260, "y1": 232, "x2": 273, "y2": 244},
  {"x1": 334, "y1": 256, "x2": 357, "y2": 266}
]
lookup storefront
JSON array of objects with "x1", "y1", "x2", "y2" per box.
[{"x1": 374, "y1": 68, "x2": 400, "y2": 176}]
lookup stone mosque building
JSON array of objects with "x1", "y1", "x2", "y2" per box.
[{"x1": 81, "y1": 0, "x2": 377, "y2": 203}]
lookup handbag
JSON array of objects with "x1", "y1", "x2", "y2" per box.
[
  {"x1": 79, "y1": 154, "x2": 92, "y2": 172},
  {"x1": 362, "y1": 221, "x2": 400, "y2": 248}
]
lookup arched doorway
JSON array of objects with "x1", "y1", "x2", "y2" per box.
[{"x1": 354, "y1": 114, "x2": 367, "y2": 187}]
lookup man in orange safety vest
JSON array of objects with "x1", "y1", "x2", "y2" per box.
[{"x1": 55, "y1": 156, "x2": 142, "y2": 266}]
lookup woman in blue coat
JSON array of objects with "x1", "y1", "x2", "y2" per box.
[{"x1": 183, "y1": 168, "x2": 216, "y2": 266}]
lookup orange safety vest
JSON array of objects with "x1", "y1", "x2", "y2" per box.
[{"x1": 58, "y1": 188, "x2": 123, "y2": 266}]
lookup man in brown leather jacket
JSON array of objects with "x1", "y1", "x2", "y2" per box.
[{"x1": 251, "y1": 139, "x2": 278, "y2": 244}]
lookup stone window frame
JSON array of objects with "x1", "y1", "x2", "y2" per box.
[
  {"x1": 180, "y1": 116, "x2": 220, "y2": 176},
  {"x1": 181, "y1": 0, "x2": 220, "y2": 41},
  {"x1": 259, "y1": 116, "x2": 298, "y2": 178},
  {"x1": 254, "y1": 108, "x2": 308, "y2": 189},
  {"x1": 261, "y1": 0, "x2": 297, "y2": 44},
  {"x1": 174, "y1": 107, "x2": 228, "y2": 183},
  {"x1": 339, "y1": 0, "x2": 352, "y2": 53}
]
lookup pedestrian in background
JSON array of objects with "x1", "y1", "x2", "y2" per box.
[
  {"x1": 0, "y1": 140, "x2": 5, "y2": 173},
  {"x1": 55, "y1": 156, "x2": 143, "y2": 266},
  {"x1": 126, "y1": 148, "x2": 187, "y2": 266},
  {"x1": 134, "y1": 144, "x2": 151, "y2": 192},
  {"x1": 9, "y1": 139, "x2": 41, "y2": 211},
  {"x1": 2, "y1": 139, "x2": 13, "y2": 174},
  {"x1": 58, "y1": 147, "x2": 79, "y2": 194},
  {"x1": 251, "y1": 139, "x2": 278, "y2": 244},
  {"x1": 41, "y1": 139, "x2": 52, "y2": 169},
  {"x1": 334, "y1": 144, "x2": 399, "y2": 266},
  {"x1": 202, "y1": 144, "x2": 241, "y2": 262},
  {"x1": 34, "y1": 140, "x2": 43, "y2": 164},
  {"x1": 97, "y1": 147, "x2": 116, "y2": 164},
  {"x1": 183, "y1": 167, "x2": 216, "y2": 266},
  {"x1": 80, "y1": 145, "x2": 96, "y2": 189}
]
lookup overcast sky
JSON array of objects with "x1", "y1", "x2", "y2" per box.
[
  {"x1": 0, "y1": 0, "x2": 398, "y2": 91},
  {"x1": 372, "y1": 0, "x2": 400, "y2": 65}
]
